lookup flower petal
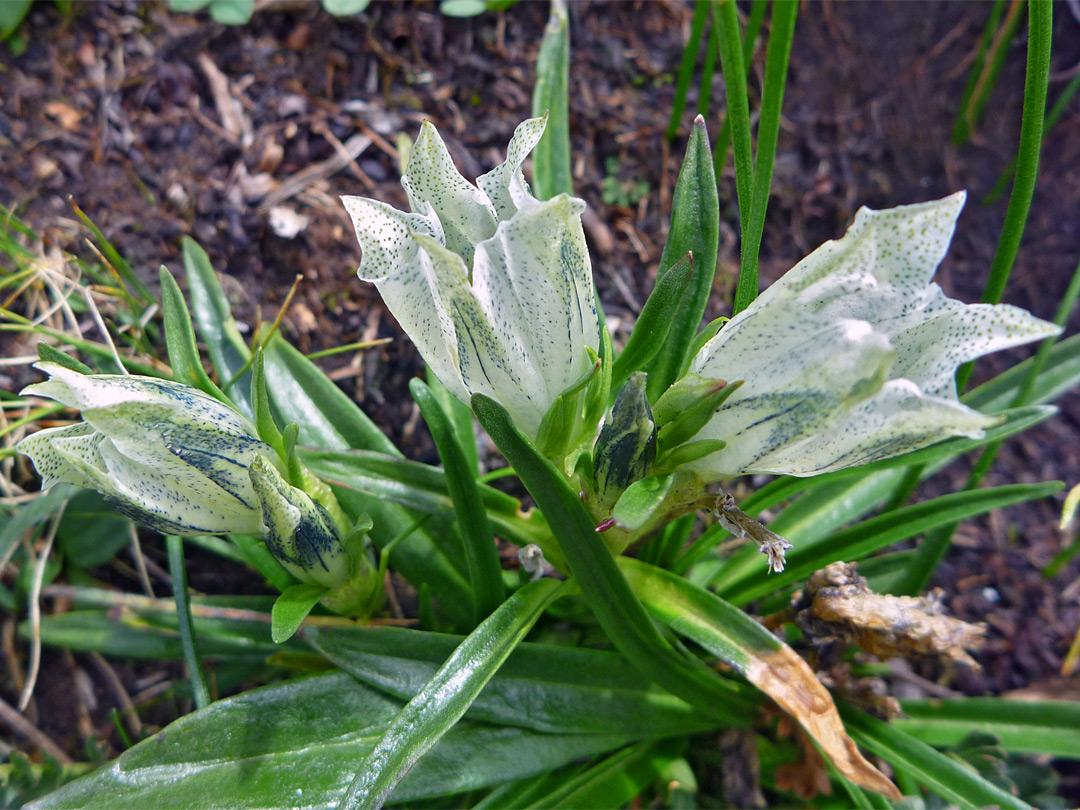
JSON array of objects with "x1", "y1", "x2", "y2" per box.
[
  {"x1": 15, "y1": 423, "x2": 101, "y2": 489},
  {"x1": 401, "y1": 121, "x2": 497, "y2": 263},
  {"x1": 341, "y1": 195, "x2": 468, "y2": 403},
  {"x1": 470, "y1": 193, "x2": 600, "y2": 412},
  {"x1": 885, "y1": 291, "x2": 1061, "y2": 398},
  {"x1": 476, "y1": 114, "x2": 548, "y2": 221},
  {"x1": 412, "y1": 231, "x2": 549, "y2": 435}
]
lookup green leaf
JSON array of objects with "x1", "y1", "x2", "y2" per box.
[
  {"x1": 718, "y1": 481, "x2": 1063, "y2": 605},
  {"x1": 307, "y1": 625, "x2": 713, "y2": 738},
  {"x1": 965, "y1": 332, "x2": 1080, "y2": 414},
  {"x1": 411, "y1": 379, "x2": 504, "y2": 624},
  {"x1": 527, "y1": 739, "x2": 684, "y2": 809},
  {"x1": 208, "y1": 0, "x2": 253, "y2": 24},
  {"x1": 620, "y1": 557, "x2": 899, "y2": 798},
  {"x1": 181, "y1": 237, "x2": 254, "y2": 416},
  {"x1": 472, "y1": 394, "x2": 753, "y2": 726},
  {"x1": 159, "y1": 267, "x2": 229, "y2": 402},
  {"x1": 896, "y1": 698, "x2": 1080, "y2": 760},
  {"x1": 27, "y1": 671, "x2": 645, "y2": 809},
  {"x1": 271, "y1": 583, "x2": 328, "y2": 644},
  {"x1": 1, "y1": 486, "x2": 77, "y2": 568},
  {"x1": 249, "y1": 350, "x2": 284, "y2": 458},
  {"x1": 840, "y1": 703, "x2": 1032, "y2": 809},
  {"x1": 0, "y1": 0, "x2": 32, "y2": 40},
  {"x1": 610, "y1": 472, "x2": 676, "y2": 533},
  {"x1": 35, "y1": 344, "x2": 92, "y2": 375},
  {"x1": 260, "y1": 336, "x2": 474, "y2": 628},
  {"x1": 530, "y1": 0, "x2": 571, "y2": 200},
  {"x1": 426, "y1": 368, "x2": 478, "y2": 475},
  {"x1": 610, "y1": 252, "x2": 692, "y2": 394},
  {"x1": 56, "y1": 491, "x2": 131, "y2": 568},
  {"x1": 643, "y1": 118, "x2": 719, "y2": 400},
  {"x1": 338, "y1": 578, "x2": 568, "y2": 810}
]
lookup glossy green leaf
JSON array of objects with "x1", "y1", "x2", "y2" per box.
[
  {"x1": 611, "y1": 253, "x2": 693, "y2": 394},
  {"x1": 306, "y1": 625, "x2": 714, "y2": 737},
  {"x1": 528, "y1": 739, "x2": 683, "y2": 809},
  {"x1": 35, "y1": 343, "x2": 92, "y2": 375},
  {"x1": 158, "y1": 266, "x2": 228, "y2": 402},
  {"x1": 271, "y1": 583, "x2": 328, "y2": 644},
  {"x1": 896, "y1": 698, "x2": 1080, "y2": 760},
  {"x1": 338, "y1": 579, "x2": 568, "y2": 810},
  {"x1": 718, "y1": 481, "x2": 1062, "y2": 605},
  {"x1": 530, "y1": 0, "x2": 571, "y2": 200},
  {"x1": 643, "y1": 119, "x2": 719, "y2": 400},
  {"x1": 472, "y1": 394, "x2": 752, "y2": 726},
  {"x1": 27, "y1": 671, "x2": 643, "y2": 809},
  {"x1": 840, "y1": 704, "x2": 1032, "y2": 809},
  {"x1": 181, "y1": 237, "x2": 253, "y2": 416},
  {"x1": 411, "y1": 378, "x2": 504, "y2": 624},
  {"x1": 0, "y1": 0, "x2": 32, "y2": 40},
  {"x1": 249, "y1": 350, "x2": 285, "y2": 457},
  {"x1": 426, "y1": 368, "x2": 478, "y2": 475}
]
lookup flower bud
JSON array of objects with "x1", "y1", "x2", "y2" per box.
[
  {"x1": 248, "y1": 455, "x2": 350, "y2": 590},
  {"x1": 592, "y1": 372, "x2": 656, "y2": 510},
  {"x1": 18, "y1": 362, "x2": 271, "y2": 536}
]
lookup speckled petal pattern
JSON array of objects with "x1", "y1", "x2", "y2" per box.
[
  {"x1": 686, "y1": 192, "x2": 1060, "y2": 478},
  {"x1": 477, "y1": 115, "x2": 548, "y2": 222},
  {"x1": 401, "y1": 121, "x2": 497, "y2": 264}
]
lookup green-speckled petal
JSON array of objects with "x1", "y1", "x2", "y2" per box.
[
  {"x1": 401, "y1": 121, "x2": 497, "y2": 263},
  {"x1": 477, "y1": 114, "x2": 548, "y2": 221},
  {"x1": 15, "y1": 423, "x2": 101, "y2": 489}
]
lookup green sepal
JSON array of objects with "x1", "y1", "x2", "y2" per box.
[
  {"x1": 583, "y1": 322, "x2": 615, "y2": 440},
  {"x1": 655, "y1": 376, "x2": 741, "y2": 453},
  {"x1": 677, "y1": 316, "x2": 729, "y2": 380},
  {"x1": 655, "y1": 439, "x2": 726, "y2": 472},
  {"x1": 610, "y1": 253, "x2": 693, "y2": 395},
  {"x1": 535, "y1": 351, "x2": 601, "y2": 469},
  {"x1": 36, "y1": 343, "x2": 92, "y2": 375},
  {"x1": 159, "y1": 266, "x2": 230, "y2": 404},
  {"x1": 271, "y1": 583, "x2": 328, "y2": 644},
  {"x1": 250, "y1": 350, "x2": 285, "y2": 459}
]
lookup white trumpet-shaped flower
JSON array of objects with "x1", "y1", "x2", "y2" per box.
[
  {"x1": 684, "y1": 192, "x2": 1061, "y2": 477},
  {"x1": 18, "y1": 362, "x2": 273, "y2": 535},
  {"x1": 342, "y1": 115, "x2": 600, "y2": 439}
]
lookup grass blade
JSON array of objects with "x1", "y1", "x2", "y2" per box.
[
  {"x1": 732, "y1": 0, "x2": 797, "y2": 315},
  {"x1": 713, "y1": 0, "x2": 767, "y2": 179},
  {"x1": 951, "y1": 0, "x2": 1009, "y2": 145},
  {"x1": 531, "y1": 0, "x2": 572, "y2": 200},
  {"x1": 840, "y1": 703, "x2": 1032, "y2": 809},
  {"x1": 338, "y1": 578, "x2": 567, "y2": 810},
  {"x1": 666, "y1": 0, "x2": 710, "y2": 140},
  {"x1": 896, "y1": 698, "x2": 1080, "y2": 759},
  {"x1": 165, "y1": 535, "x2": 212, "y2": 709},
  {"x1": 713, "y1": 0, "x2": 753, "y2": 229},
  {"x1": 411, "y1": 378, "x2": 504, "y2": 624}
]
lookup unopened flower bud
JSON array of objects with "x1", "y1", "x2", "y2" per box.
[{"x1": 592, "y1": 372, "x2": 656, "y2": 510}]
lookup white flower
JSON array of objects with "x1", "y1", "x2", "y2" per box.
[
  {"x1": 18, "y1": 362, "x2": 272, "y2": 535},
  {"x1": 683, "y1": 192, "x2": 1061, "y2": 478},
  {"x1": 341, "y1": 115, "x2": 600, "y2": 439}
]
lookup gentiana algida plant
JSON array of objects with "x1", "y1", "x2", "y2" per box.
[{"x1": 13, "y1": 114, "x2": 1076, "y2": 810}]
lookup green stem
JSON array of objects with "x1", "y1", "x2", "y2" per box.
[
  {"x1": 166, "y1": 535, "x2": 212, "y2": 709},
  {"x1": 732, "y1": 0, "x2": 797, "y2": 316},
  {"x1": 712, "y1": 0, "x2": 753, "y2": 229}
]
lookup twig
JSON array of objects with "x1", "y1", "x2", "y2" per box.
[
  {"x1": 257, "y1": 133, "x2": 372, "y2": 213},
  {"x1": 0, "y1": 694, "x2": 73, "y2": 764},
  {"x1": 88, "y1": 650, "x2": 142, "y2": 738},
  {"x1": 18, "y1": 501, "x2": 67, "y2": 711},
  {"x1": 127, "y1": 522, "x2": 155, "y2": 598}
]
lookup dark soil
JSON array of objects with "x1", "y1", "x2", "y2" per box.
[{"x1": 2, "y1": 0, "x2": 1079, "y2": 799}]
